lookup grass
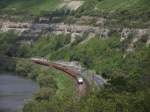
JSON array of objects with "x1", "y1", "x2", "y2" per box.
[
  {"x1": 32, "y1": 65, "x2": 75, "y2": 98},
  {"x1": 53, "y1": 70, "x2": 75, "y2": 98},
  {"x1": 77, "y1": 0, "x2": 150, "y2": 21},
  {"x1": 96, "y1": 0, "x2": 150, "y2": 12},
  {"x1": 35, "y1": 65, "x2": 75, "y2": 98},
  {"x1": 0, "y1": 0, "x2": 61, "y2": 15}
]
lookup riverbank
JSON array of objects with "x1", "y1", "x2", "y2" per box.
[{"x1": 0, "y1": 56, "x2": 76, "y2": 111}]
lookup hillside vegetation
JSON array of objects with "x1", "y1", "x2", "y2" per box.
[
  {"x1": 2, "y1": 31, "x2": 149, "y2": 112},
  {"x1": 0, "y1": 0, "x2": 60, "y2": 15},
  {"x1": 19, "y1": 33, "x2": 150, "y2": 112},
  {"x1": 77, "y1": 0, "x2": 150, "y2": 21},
  {"x1": 0, "y1": 0, "x2": 150, "y2": 112},
  {"x1": 0, "y1": 32, "x2": 75, "y2": 112}
]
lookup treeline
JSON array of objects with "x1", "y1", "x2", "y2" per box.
[{"x1": 0, "y1": 31, "x2": 18, "y2": 71}]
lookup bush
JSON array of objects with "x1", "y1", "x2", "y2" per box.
[
  {"x1": 16, "y1": 60, "x2": 33, "y2": 77},
  {"x1": 34, "y1": 87, "x2": 55, "y2": 101},
  {"x1": 37, "y1": 75, "x2": 57, "y2": 89},
  {"x1": 0, "y1": 31, "x2": 18, "y2": 56}
]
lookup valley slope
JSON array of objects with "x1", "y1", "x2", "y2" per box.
[{"x1": 0, "y1": 0, "x2": 150, "y2": 112}]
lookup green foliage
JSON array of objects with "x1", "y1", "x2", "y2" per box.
[
  {"x1": 31, "y1": 34, "x2": 71, "y2": 57},
  {"x1": 1, "y1": 27, "x2": 149, "y2": 112},
  {"x1": 23, "y1": 100, "x2": 52, "y2": 112},
  {"x1": 76, "y1": 0, "x2": 150, "y2": 27},
  {"x1": 34, "y1": 87, "x2": 55, "y2": 101},
  {"x1": 78, "y1": 0, "x2": 150, "y2": 19},
  {"x1": 16, "y1": 59, "x2": 35, "y2": 77},
  {"x1": 15, "y1": 59, "x2": 75, "y2": 111},
  {"x1": 16, "y1": 42, "x2": 32, "y2": 57},
  {"x1": 37, "y1": 75, "x2": 57, "y2": 89},
  {"x1": 0, "y1": 0, "x2": 60, "y2": 16},
  {"x1": 0, "y1": 31, "x2": 18, "y2": 56},
  {"x1": 49, "y1": 36, "x2": 150, "y2": 94},
  {"x1": 24, "y1": 88, "x2": 150, "y2": 112},
  {"x1": 0, "y1": 32, "x2": 19, "y2": 71},
  {"x1": 17, "y1": 32, "x2": 150, "y2": 112},
  {"x1": 50, "y1": 37, "x2": 122, "y2": 71},
  {"x1": 0, "y1": 56, "x2": 16, "y2": 71},
  {"x1": 77, "y1": 89, "x2": 150, "y2": 112}
]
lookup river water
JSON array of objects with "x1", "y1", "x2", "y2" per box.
[{"x1": 0, "y1": 73, "x2": 39, "y2": 112}]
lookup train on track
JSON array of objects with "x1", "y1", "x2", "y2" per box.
[{"x1": 31, "y1": 57, "x2": 84, "y2": 85}]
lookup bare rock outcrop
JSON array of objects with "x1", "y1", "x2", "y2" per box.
[{"x1": 0, "y1": 18, "x2": 150, "y2": 49}]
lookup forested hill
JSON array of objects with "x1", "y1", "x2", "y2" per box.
[
  {"x1": 1, "y1": 0, "x2": 150, "y2": 17},
  {"x1": 77, "y1": 0, "x2": 150, "y2": 20},
  {"x1": 0, "y1": 0, "x2": 60, "y2": 15},
  {"x1": 1, "y1": 0, "x2": 150, "y2": 21},
  {"x1": 0, "y1": 0, "x2": 150, "y2": 112}
]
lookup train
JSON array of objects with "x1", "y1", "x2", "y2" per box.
[
  {"x1": 31, "y1": 57, "x2": 84, "y2": 85},
  {"x1": 77, "y1": 77, "x2": 84, "y2": 84}
]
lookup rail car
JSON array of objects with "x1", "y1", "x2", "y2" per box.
[{"x1": 76, "y1": 77, "x2": 84, "y2": 84}]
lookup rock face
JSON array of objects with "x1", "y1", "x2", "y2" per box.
[
  {"x1": 59, "y1": 0, "x2": 84, "y2": 11},
  {"x1": 50, "y1": 23, "x2": 99, "y2": 33},
  {"x1": 0, "y1": 20, "x2": 31, "y2": 33},
  {"x1": 120, "y1": 28, "x2": 150, "y2": 52},
  {"x1": 120, "y1": 28, "x2": 132, "y2": 41},
  {"x1": 99, "y1": 29, "x2": 111, "y2": 39},
  {"x1": 0, "y1": 17, "x2": 150, "y2": 48},
  {"x1": 146, "y1": 37, "x2": 150, "y2": 47}
]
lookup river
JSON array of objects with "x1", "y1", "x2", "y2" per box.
[{"x1": 0, "y1": 73, "x2": 39, "y2": 112}]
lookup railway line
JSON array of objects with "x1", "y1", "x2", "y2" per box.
[{"x1": 31, "y1": 58, "x2": 87, "y2": 96}]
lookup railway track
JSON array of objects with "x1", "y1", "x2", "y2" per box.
[{"x1": 31, "y1": 58, "x2": 87, "y2": 96}]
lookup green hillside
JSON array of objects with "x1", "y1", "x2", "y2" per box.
[
  {"x1": 0, "y1": 30, "x2": 150, "y2": 112},
  {"x1": 18, "y1": 33, "x2": 150, "y2": 112},
  {"x1": 77, "y1": 0, "x2": 150, "y2": 20},
  {"x1": 96, "y1": 0, "x2": 150, "y2": 12},
  {"x1": 0, "y1": 0, "x2": 60, "y2": 15},
  {"x1": 0, "y1": 0, "x2": 150, "y2": 112}
]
